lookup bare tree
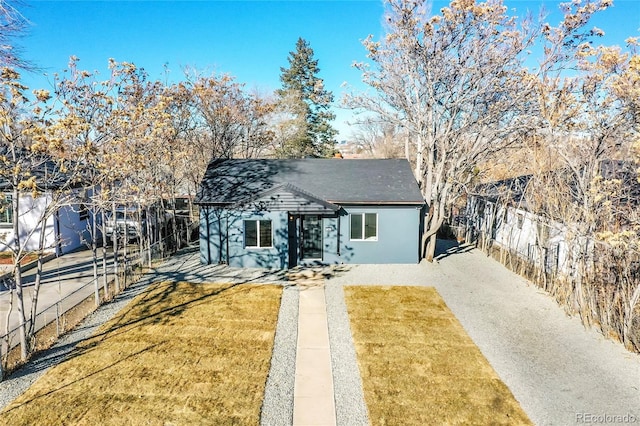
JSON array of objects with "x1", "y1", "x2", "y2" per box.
[
  {"x1": 350, "y1": 117, "x2": 406, "y2": 159},
  {"x1": 0, "y1": 0, "x2": 31, "y2": 70},
  {"x1": 345, "y1": 0, "x2": 609, "y2": 261},
  {"x1": 185, "y1": 70, "x2": 273, "y2": 161}
]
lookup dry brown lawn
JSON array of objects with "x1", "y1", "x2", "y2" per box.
[
  {"x1": 0, "y1": 282, "x2": 282, "y2": 426},
  {"x1": 345, "y1": 285, "x2": 532, "y2": 425}
]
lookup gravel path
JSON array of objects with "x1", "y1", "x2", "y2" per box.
[
  {"x1": 261, "y1": 285, "x2": 298, "y2": 426},
  {"x1": 325, "y1": 282, "x2": 370, "y2": 426},
  {"x1": 329, "y1": 244, "x2": 640, "y2": 426},
  {"x1": 433, "y1": 246, "x2": 640, "y2": 426}
]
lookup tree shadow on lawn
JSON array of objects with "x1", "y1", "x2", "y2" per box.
[
  {"x1": 70, "y1": 281, "x2": 246, "y2": 356},
  {"x1": 2, "y1": 342, "x2": 160, "y2": 414},
  {"x1": 2, "y1": 280, "x2": 281, "y2": 416}
]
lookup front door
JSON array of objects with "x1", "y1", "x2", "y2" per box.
[
  {"x1": 301, "y1": 215, "x2": 323, "y2": 260},
  {"x1": 288, "y1": 214, "x2": 298, "y2": 268}
]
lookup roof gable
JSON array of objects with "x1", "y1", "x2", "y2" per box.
[{"x1": 238, "y1": 183, "x2": 340, "y2": 213}]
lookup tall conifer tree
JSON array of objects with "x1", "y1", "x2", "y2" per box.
[{"x1": 277, "y1": 37, "x2": 337, "y2": 157}]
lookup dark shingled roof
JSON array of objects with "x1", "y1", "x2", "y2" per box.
[
  {"x1": 0, "y1": 145, "x2": 80, "y2": 191},
  {"x1": 195, "y1": 158, "x2": 425, "y2": 206}
]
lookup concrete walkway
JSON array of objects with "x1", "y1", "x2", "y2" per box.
[
  {"x1": 293, "y1": 286, "x2": 336, "y2": 426},
  {"x1": 0, "y1": 249, "x2": 115, "y2": 351}
]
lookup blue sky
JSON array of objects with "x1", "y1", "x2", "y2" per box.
[{"x1": 16, "y1": 0, "x2": 640, "y2": 140}]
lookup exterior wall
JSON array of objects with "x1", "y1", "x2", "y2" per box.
[
  {"x1": 200, "y1": 204, "x2": 422, "y2": 268},
  {"x1": 55, "y1": 203, "x2": 94, "y2": 255},
  {"x1": 336, "y1": 205, "x2": 421, "y2": 264},
  {"x1": 200, "y1": 207, "x2": 290, "y2": 269},
  {"x1": 0, "y1": 191, "x2": 99, "y2": 256},
  {"x1": 0, "y1": 193, "x2": 56, "y2": 253},
  {"x1": 467, "y1": 195, "x2": 570, "y2": 275}
]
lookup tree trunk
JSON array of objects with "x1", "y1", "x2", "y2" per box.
[
  {"x1": 14, "y1": 265, "x2": 27, "y2": 361},
  {"x1": 91, "y1": 202, "x2": 99, "y2": 306},
  {"x1": 112, "y1": 198, "x2": 120, "y2": 293},
  {"x1": 101, "y1": 208, "x2": 109, "y2": 298},
  {"x1": 426, "y1": 233, "x2": 438, "y2": 262},
  {"x1": 27, "y1": 218, "x2": 49, "y2": 352},
  {"x1": 11, "y1": 187, "x2": 28, "y2": 361},
  {"x1": 0, "y1": 282, "x2": 13, "y2": 380},
  {"x1": 423, "y1": 198, "x2": 445, "y2": 262}
]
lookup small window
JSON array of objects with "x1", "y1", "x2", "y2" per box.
[
  {"x1": 350, "y1": 213, "x2": 377, "y2": 241},
  {"x1": 244, "y1": 219, "x2": 272, "y2": 248},
  {"x1": 517, "y1": 213, "x2": 523, "y2": 230},
  {"x1": 79, "y1": 203, "x2": 89, "y2": 221},
  {"x1": 0, "y1": 194, "x2": 12, "y2": 225},
  {"x1": 537, "y1": 221, "x2": 550, "y2": 246}
]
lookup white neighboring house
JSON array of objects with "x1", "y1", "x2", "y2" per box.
[
  {"x1": 465, "y1": 175, "x2": 570, "y2": 276},
  {"x1": 466, "y1": 161, "x2": 639, "y2": 276},
  {"x1": 0, "y1": 189, "x2": 97, "y2": 257}
]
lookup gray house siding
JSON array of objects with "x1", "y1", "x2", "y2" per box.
[
  {"x1": 200, "y1": 204, "x2": 421, "y2": 267},
  {"x1": 251, "y1": 184, "x2": 338, "y2": 214},
  {"x1": 337, "y1": 206, "x2": 420, "y2": 264},
  {"x1": 201, "y1": 208, "x2": 292, "y2": 269}
]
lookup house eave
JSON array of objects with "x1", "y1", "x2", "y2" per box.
[{"x1": 330, "y1": 200, "x2": 426, "y2": 206}]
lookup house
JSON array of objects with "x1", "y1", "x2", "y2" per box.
[
  {"x1": 195, "y1": 158, "x2": 425, "y2": 268},
  {"x1": 465, "y1": 174, "x2": 569, "y2": 275},
  {"x1": 0, "y1": 148, "x2": 97, "y2": 257},
  {"x1": 0, "y1": 190, "x2": 96, "y2": 257},
  {"x1": 465, "y1": 160, "x2": 640, "y2": 276}
]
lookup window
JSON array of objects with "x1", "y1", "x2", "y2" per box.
[
  {"x1": 536, "y1": 221, "x2": 550, "y2": 247},
  {"x1": 350, "y1": 213, "x2": 377, "y2": 241},
  {"x1": 79, "y1": 203, "x2": 89, "y2": 221},
  {"x1": 0, "y1": 194, "x2": 12, "y2": 225},
  {"x1": 244, "y1": 220, "x2": 272, "y2": 248}
]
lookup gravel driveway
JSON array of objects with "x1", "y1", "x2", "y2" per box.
[{"x1": 330, "y1": 243, "x2": 640, "y2": 426}]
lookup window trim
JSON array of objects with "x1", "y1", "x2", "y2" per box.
[
  {"x1": 244, "y1": 219, "x2": 273, "y2": 248},
  {"x1": 349, "y1": 212, "x2": 378, "y2": 241},
  {"x1": 0, "y1": 194, "x2": 13, "y2": 226}
]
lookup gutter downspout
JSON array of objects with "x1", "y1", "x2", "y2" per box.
[
  {"x1": 336, "y1": 209, "x2": 341, "y2": 257},
  {"x1": 225, "y1": 210, "x2": 230, "y2": 265},
  {"x1": 205, "y1": 206, "x2": 211, "y2": 265}
]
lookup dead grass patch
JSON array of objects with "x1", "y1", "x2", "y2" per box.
[
  {"x1": 0, "y1": 282, "x2": 282, "y2": 426},
  {"x1": 0, "y1": 251, "x2": 44, "y2": 265},
  {"x1": 345, "y1": 285, "x2": 531, "y2": 425}
]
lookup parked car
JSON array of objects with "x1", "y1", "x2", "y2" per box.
[{"x1": 104, "y1": 206, "x2": 149, "y2": 242}]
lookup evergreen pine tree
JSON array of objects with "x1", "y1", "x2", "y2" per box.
[{"x1": 277, "y1": 37, "x2": 337, "y2": 158}]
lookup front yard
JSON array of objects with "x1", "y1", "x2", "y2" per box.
[
  {"x1": 0, "y1": 279, "x2": 532, "y2": 425},
  {"x1": 345, "y1": 285, "x2": 531, "y2": 425},
  {"x1": 0, "y1": 281, "x2": 282, "y2": 425}
]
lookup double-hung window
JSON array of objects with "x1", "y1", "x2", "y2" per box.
[
  {"x1": 0, "y1": 194, "x2": 12, "y2": 225},
  {"x1": 350, "y1": 213, "x2": 377, "y2": 241},
  {"x1": 244, "y1": 219, "x2": 273, "y2": 248},
  {"x1": 79, "y1": 203, "x2": 89, "y2": 221}
]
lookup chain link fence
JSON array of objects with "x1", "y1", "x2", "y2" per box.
[{"x1": 0, "y1": 230, "x2": 184, "y2": 374}]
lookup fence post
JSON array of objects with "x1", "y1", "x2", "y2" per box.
[{"x1": 56, "y1": 301, "x2": 60, "y2": 337}]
